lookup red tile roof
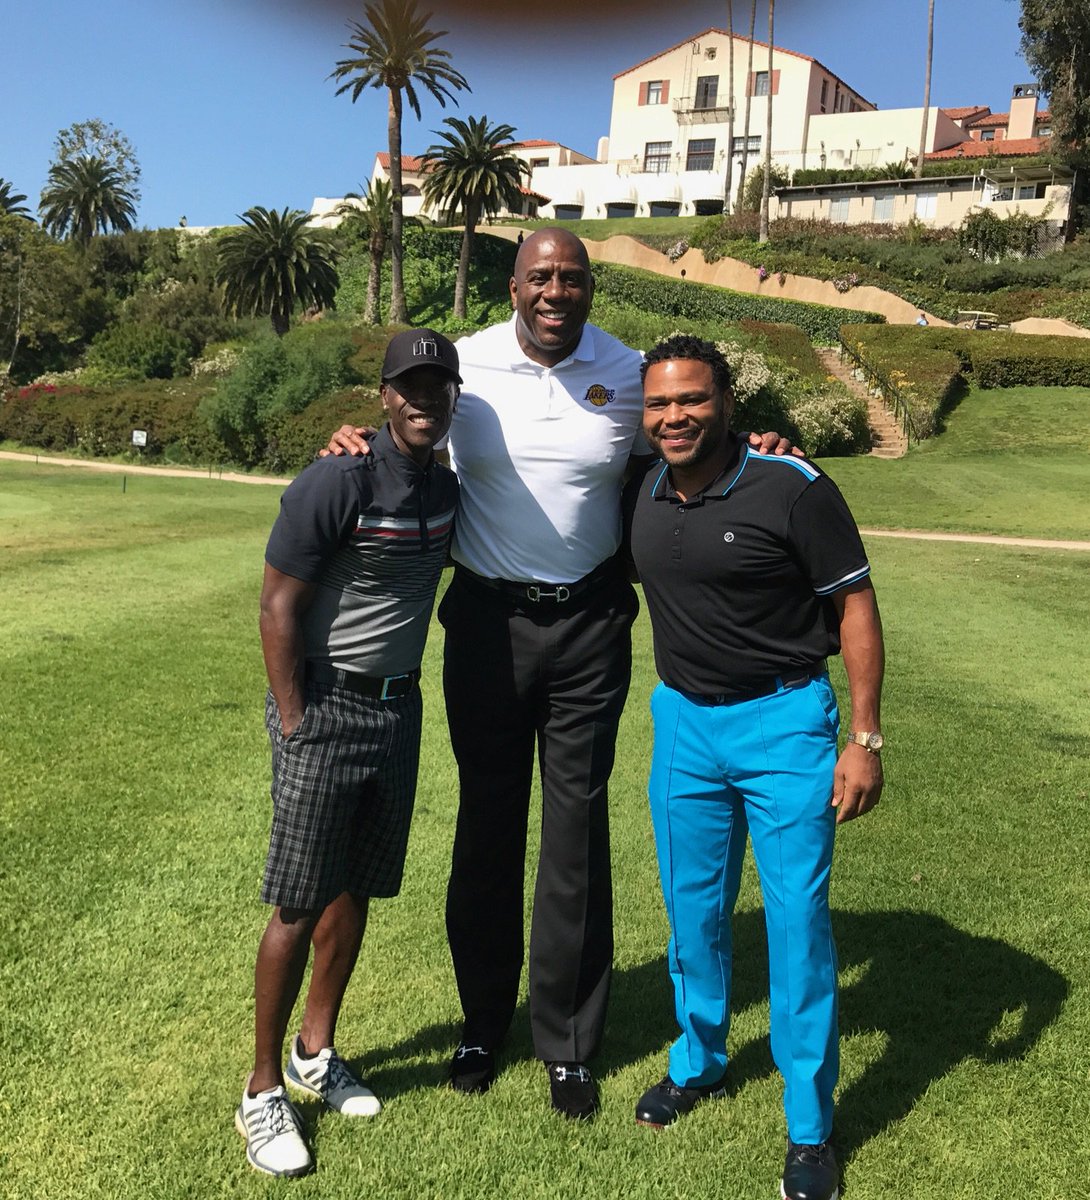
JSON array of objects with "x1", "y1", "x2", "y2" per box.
[
  {"x1": 968, "y1": 112, "x2": 1011, "y2": 129},
  {"x1": 376, "y1": 152, "x2": 429, "y2": 173},
  {"x1": 941, "y1": 105, "x2": 990, "y2": 121},
  {"x1": 925, "y1": 136, "x2": 1051, "y2": 160}
]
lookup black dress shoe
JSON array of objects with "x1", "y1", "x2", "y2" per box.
[
  {"x1": 546, "y1": 1062, "x2": 598, "y2": 1120},
  {"x1": 448, "y1": 1044, "x2": 496, "y2": 1094},
  {"x1": 634, "y1": 1072, "x2": 729, "y2": 1129},
  {"x1": 781, "y1": 1140, "x2": 839, "y2": 1200}
]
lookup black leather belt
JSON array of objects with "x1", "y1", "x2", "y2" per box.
[
  {"x1": 684, "y1": 663, "x2": 827, "y2": 706},
  {"x1": 308, "y1": 662, "x2": 419, "y2": 700},
  {"x1": 458, "y1": 559, "x2": 618, "y2": 605}
]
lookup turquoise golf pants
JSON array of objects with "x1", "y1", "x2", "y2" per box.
[{"x1": 648, "y1": 676, "x2": 840, "y2": 1144}]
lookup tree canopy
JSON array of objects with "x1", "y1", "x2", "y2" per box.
[
  {"x1": 0, "y1": 180, "x2": 31, "y2": 218},
  {"x1": 39, "y1": 156, "x2": 138, "y2": 246},
  {"x1": 216, "y1": 206, "x2": 339, "y2": 336},
  {"x1": 421, "y1": 115, "x2": 528, "y2": 318},
  {"x1": 1019, "y1": 1, "x2": 1090, "y2": 150},
  {"x1": 330, "y1": 0, "x2": 469, "y2": 324},
  {"x1": 54, "y1": 118, "x2": 142, "y2": 202}
]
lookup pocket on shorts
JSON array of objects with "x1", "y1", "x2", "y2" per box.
[{"x1": 266, "y1": 689, "x2": 313, "y2": 749}]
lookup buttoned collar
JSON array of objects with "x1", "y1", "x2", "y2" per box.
[
  {"x1": 649, "y1": 436, "x2": 747, "y2": 505},
  {"x1": 501, "y1": 314, "x2": 596, "y2": 370}
]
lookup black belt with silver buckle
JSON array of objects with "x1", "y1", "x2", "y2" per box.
[
  {"x1": 458, "y1": 560, "x2": 617, "y2": 606},
  {"x1": 685, "y1": 663, "x2": 827, "y2": 706},
  {"x1": 308, "y1": 662, "x2": 419, "y2": 700}
]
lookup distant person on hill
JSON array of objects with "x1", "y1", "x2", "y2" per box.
[
  {"x1": 237, "y1": 329, "x2": 461, "y2": 1178},
  {"x1": 916, "y1": 312, "x2": 929, "y2": 326}
]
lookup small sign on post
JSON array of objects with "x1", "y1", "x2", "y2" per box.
[{"x1": 131, "y1": 429, "x2": 148, "y2": 449}]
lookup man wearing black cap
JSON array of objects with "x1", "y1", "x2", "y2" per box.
[{"x1": 237, "y1": 329, "x2": 461, "y2": 1178}]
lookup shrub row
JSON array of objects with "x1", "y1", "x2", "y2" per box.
[
  {"x1": 0, "y1": 380, "x2": 227, "y2": 462},
  {"x1": 592, "y1": 262, "x2": 884, "y2": 343},
  {"x1": 838, "y1": 325, "x2": 963, "y2": 438},
  {"x1": 840, "y1": 324, "x2": 1090, "y2": 436}
]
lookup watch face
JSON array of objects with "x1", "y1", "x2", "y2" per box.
[{"x1": 866, "y1": 732, "x2": 884, "y2": 751}]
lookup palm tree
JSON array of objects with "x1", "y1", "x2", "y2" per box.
[
  {"x1": 330, "y1": 0, "x2": 470, "y2": 325},
  {"x1": 216, "y1": 207, "x2": 339, "y2": 336},
  {"x1": 39, "y1": 156, "x2": 136, "y2": 246},
  {"x1": 759, "y1": 0, "x2": 775, "y2": 242},
  {"x1": 735, "y1": 0, "x2": 758, "y2": 212},
  {"x1": 916, "y1": 0, "x2": 936, "y2": 178},
  {"x1": 420, "y1": 115, "x2": 528, "y2": 319},
  {"x1": 0, "y1": 179, "x2": 31, "y2": 218},
  {"x1": 724, "y1": 2, "x2": 736, "y2": 212},
  {"x1": 336, "y1": 178, "x2": 393, "y2": 325}
]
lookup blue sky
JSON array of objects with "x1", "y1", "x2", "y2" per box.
[{"x1": 5, "y1": 0, "x2": 1029, "y2": 230}]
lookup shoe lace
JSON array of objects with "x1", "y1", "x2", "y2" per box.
[
  {"x1": 325, "y1": 1052, "x2": 357, "y2": 1093},
  {"x1": 261, "y1": 1093, "x2": 300, "y2": 1136},
  {"x1": 790, "y1": 1142, "x2": 831, "y2": 1165}
]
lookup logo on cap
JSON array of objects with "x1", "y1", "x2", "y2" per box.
[
  {"x1": 584, "y1": 383, "x2": 615, "y2": 407},
  {"x1": 414, "y1": 337, "x2": 440, "y2": 359}
]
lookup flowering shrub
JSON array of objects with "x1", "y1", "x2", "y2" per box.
[
  {"x1": 666, "y1": 239, "x2": 689, "y2": 263},
  {"x1": 832, "y1": 272, "x2": 860, "y2": 293},
  {"x1": 192, "y1": 346, "x2": 242, "y2": 378},
  {"x1": 756, "y1": 265, "x2": 769, "y2": 282}
]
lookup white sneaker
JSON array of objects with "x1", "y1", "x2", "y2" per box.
[
  {"x1": 285, "y1": 1035, "x2": 382, "y2": 1116},
  {"x1": 235, "y1": 1081, "x2": 313, "y2": 1177}
]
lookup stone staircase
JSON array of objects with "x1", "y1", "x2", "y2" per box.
[{"x1": 818, "y1": 348, "x2": 909, "y2": 458}]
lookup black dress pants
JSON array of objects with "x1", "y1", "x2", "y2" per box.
[{"x1": 438, "y1": 567, "x2": 638, "y2": 1063}]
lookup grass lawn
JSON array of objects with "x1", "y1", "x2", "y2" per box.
[
  {"x1": 820, "y1": 385, "x2": 1090, "y2": 541},
  {"x1": 1, "y1": 441, "x2": 1087, "y2": 1199}
]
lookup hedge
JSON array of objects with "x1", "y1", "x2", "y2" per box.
[
  {"x1": 838, "y1": 325, "x2": 965, "y2": 439},
  {"x1": 838, "y1": 324, "x2": 1090, "y2": 436},
  {"x1": 592, "y1": 262, "x2": 885, "y2": 343},
  {"x1": 0, "y1": 380, "x2": 227, "y2": 463}
]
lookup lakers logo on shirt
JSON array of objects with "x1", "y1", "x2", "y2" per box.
[{"x1": 584, "y1": 383, "x2": 615, "y2": 407}]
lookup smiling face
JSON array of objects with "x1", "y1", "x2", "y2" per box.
[
  {"x1": 509, "y1": 230, "x2": 594, "y2": 367},
  {"x1": 381, "y1": 366, "x2": 458, "y2": 466},
  {"x1": 642, "y1": 357, "x2": 735, "y2": 485}
]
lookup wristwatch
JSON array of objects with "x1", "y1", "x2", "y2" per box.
[{"x1": 846, "y1": 731, "x2": 884, "y2": 754}]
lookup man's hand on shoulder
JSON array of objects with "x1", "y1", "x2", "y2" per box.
[
  {"x1": 744, "y1": 430, "x2": 805, "y2": 457},
  {"x1": 832, "y1": 743, "x2": 883, "y2": 823},
  {"x1": 320, "y1": 425, "x2": 376, "y2": 459}
]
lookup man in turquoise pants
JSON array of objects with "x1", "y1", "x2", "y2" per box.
[{"x1": 626, "y1": 335, "x2": 885, "y2": 1200}]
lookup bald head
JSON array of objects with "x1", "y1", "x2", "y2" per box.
[{"x1": 509, "y1": 228, "x2": 594, "y2": 367}]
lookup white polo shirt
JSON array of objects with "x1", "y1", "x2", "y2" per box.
[{"x1": 447, "y1": 316, "x2": 647, "y2": 584}]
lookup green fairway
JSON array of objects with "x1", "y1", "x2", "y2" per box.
[
  {"x1": 2, "y1": 457, "x2": 1088, "y2": 1199},
  {"x1": 820, "y1": 385, "x2": 1090, "y2": 540}
]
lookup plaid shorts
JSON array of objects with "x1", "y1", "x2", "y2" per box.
[{"x1": 261, "y1": 680, "x2": 422, "y2": 910}]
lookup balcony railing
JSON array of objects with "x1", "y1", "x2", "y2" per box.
[{"x1": 672, "y1": 97, "x2": 733, "y2": 123}]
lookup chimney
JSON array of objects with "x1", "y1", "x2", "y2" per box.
[{"x1": 1008, "y1": 82, "x2": 1039, "y2": 141}]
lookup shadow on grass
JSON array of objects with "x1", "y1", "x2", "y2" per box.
[
  {"x1": 347, "y1": 907, "x2": 1066, "y2": 1159},
  {"x1": 619, "y1": 907, "x2": 1067, "y2": 1158}
]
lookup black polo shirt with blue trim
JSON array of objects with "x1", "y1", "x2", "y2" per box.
[
  {"x1": 266, "y1": 424, "x2": 459, "y2": 677},
  {"x1": 625, "y1": 434, "x2": 870, "y2": 694}
]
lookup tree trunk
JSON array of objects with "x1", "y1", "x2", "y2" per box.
[
  {"x1": 736, "y1": 0, "x2": 757, "y2": 212},
  {"x1": 724, "y1": 0, "x2": 735, "y2": 212},
  {"x1": 365, "y1": 232, "x2": 385, "y2": 325},
  {"x1": 916, "y1": 0, "x2": 936, "y2": 178},
  {"x1": 454, "y1": 202, "x2": 476, "y2": 320},
  {"x1": 759, "y1": 0, "x2": 774, "y2": 242},
  {"x1": 388, "y1": 87, "x2": 409, "y2": 325},
  {"x1": 271, "y1": 307, "x2": 290, "y2": 337}
]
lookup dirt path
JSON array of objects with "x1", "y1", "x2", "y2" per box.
[
  {"x1": 0, "y1": 449, "x2": 289, "y2": 486},
  {"x1": 4, "y1": 450, "x2": 1088, "y2": 551}
]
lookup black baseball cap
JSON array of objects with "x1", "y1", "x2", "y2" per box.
[{"x1": 381, "y1": 328, "x2": 462, "y2": 385}]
